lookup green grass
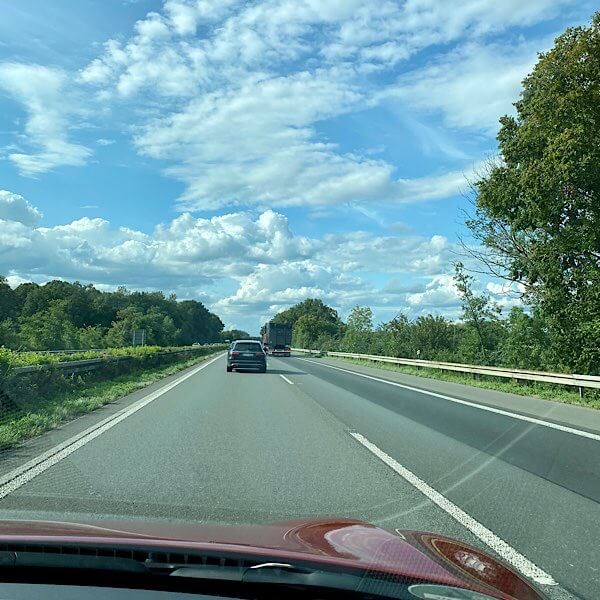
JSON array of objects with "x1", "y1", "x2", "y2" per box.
[
  {"x1": 1, "y1": 345, "x2": 226, "y2": 368},
  {"x1": 0, "y1": 352, "x2": 220, "y2": 450},
  {"x1": 330, "y1": 356, "x2": 600, "y2": 410}
]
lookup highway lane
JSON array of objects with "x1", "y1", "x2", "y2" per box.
[
  {"x1": 285, "y1": 356, "x2": 600, "y2": 600},
  {"x1": 0, "y1": 353, "x2": 595, "y2": 598}
]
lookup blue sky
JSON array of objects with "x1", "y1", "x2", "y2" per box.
[{"x1": 0, "y1": 0, "x2": 595, "y2": 332}]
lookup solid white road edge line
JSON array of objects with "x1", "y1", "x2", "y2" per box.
[
  {"x1": 349, "y1": 431, "x2": 557, "y2": 586},
  {"x1": 0, "y1": 352, "x2": 226, "y2": 500},
  {"x1": 298, "y1": 358, "x2": 600, "y2": 442},
  {"x1": 279, "y1": 374, "x2": 294, "y2": 385}
]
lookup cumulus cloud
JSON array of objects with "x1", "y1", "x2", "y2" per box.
[
  {"x1": 0, "y1": 63, "x2": 91, "y2": 175},
  {"x1": 0, "y1": 191, "x2": 472, "y2": 327},
  {"x1": 0, "y1": 190, "x2": 42, "y2": 226},
  {"x1": 406, "y1": 274, "x2": 461, "y2": 309}
]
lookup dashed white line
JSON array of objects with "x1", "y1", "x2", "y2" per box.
[
  {"x1": 0, "y1": 353, "x2": 225, "y2": 500},
  {"x1": 279, "y1": 374, "x2": 294, "y2": 385},
  {"x1": 349, "y1": 431, "x2": 557, "y2": 586},
  {"x1": 297, "y1": 358, "x2": 600, "y2": 441}
]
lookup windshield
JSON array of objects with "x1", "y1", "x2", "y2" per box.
[
  {"x1": 232, "y1": 342, "x2": 262, "y2": 352},
  {"x1": 0, "y1": 3, "x2": 598, "y2": 600}
]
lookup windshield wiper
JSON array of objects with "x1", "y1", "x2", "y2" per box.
[{"x1": 169, "y1": 561, "x2": 402, "y2": 598}]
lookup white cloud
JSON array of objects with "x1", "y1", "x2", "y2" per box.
[
  {"x1": 72, "y1": 0, "x2": 574, "y2": 209},
  {"x1": 0, "y1": 191, "x2": 471, "y2": 328},
  {"x1": 387, "y1": 40, "x2": 544, "y2": 133},
  {"x1": 406, "y1": 274, "x2": 461, "y2": 309},
  {"x1": 96, "y1": 138, "x2": 115, "y2": 146},
  {"x1": 0, "y1": 63, "x2": 91, "y2": 175},
  {"x1": 135, "y1": 66, "x2": 480, "y2": 209},
  {"x1": 0, "y1": 190, "x2": 42, "y2": 226},
  {"x1": 325, "y1": 0, "x2": 571, "y2": 64},
  {"x1": 318, "y1": 232, "x2": 453, "y2": 276}
]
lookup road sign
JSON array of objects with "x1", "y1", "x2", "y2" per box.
[{"x1": 132, "y1": 329, "x2": 146, "y2": 346}]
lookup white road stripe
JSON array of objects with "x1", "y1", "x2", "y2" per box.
[
  {"x1": 0, "y1": 353, "x2": 225, "y2": 500},
  {"x1": 279, "y1": 374, "x2": 294, "y2": 385},
  {"x1": 350, "y1": 431, "x2": 557, "y2": 586},
  {"x1": 298, "y1": 358, "x2": 600, "y2": 441}
]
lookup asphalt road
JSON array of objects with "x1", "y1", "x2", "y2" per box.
[{"x1": 0, "y1": 353, "x2": 598, "y2": 599}]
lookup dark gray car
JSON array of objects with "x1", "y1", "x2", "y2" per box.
[{"x1": 226, "y1": 340, "x2": 267, "y2": 373}]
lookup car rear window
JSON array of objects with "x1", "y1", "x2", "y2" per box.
[{"x1": 233, "y1": 342, "x2": 263, "y2": 352}]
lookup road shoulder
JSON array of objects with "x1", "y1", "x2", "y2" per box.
[{"x1": 0, "y1": 354, "x2": 225, "y2": 479}]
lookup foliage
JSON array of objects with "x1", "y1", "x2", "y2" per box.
[
  {"x1": 467, "y1": 13, "x2": 600, "y2": 373},
  {"x1": 0, "y1": 279, "x2": 224, "y2": 351},
  {"x1": 221, "y1": 329, "x2": 250, "y2": 341},
  {"x1": 272, "y1": 293, "x2": 591, "y2": 374},
  {"x1": 341, "y1": 306, "x2": 373, "y2": 353},
  {"x1": 272, "y1": 299, "x2": 345, "y2": 349}
]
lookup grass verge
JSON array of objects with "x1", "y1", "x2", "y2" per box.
[
  {"x1": 0, "y1": 352, "x2": 220, "y2": 451},
  {"x1": 329, "y1": 356, "x2": 600, "y2": 410}
]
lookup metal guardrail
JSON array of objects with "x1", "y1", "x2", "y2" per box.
[
  {"x1": 292, "y1": 348, "x2": 600, "y2": 391},
  {"x1": 11, "y1": 345, "x2": 226, "y2": 377}
]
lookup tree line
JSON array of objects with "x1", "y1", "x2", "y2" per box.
[
  {"x1": 271, "y1": 280, "x2": 590, "y2": 375},
  {"x1": 0, "y1": 278, "x2": 225, "y2": 350},
  {"x1": 265, "y1": 269, "x2": 567, "y2": 375}
]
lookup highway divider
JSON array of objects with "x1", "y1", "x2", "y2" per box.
[{"x1": 292, "y1": 348, "x2": 600, "y2": 394}]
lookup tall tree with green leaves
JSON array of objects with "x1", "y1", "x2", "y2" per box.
[
  {"x1": 454, "y1": 263, "x2": 502, "y2": 364},
  {"x1": 468, "y1": 13, "x2": 600, "y2": 372},
  {"x1": 342, "y1": 306, "x2": 373, "y2": 353}
]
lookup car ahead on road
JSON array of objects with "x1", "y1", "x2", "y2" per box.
[
  {"x1": 227, "y1": 340, "x2": 267, "y2": 373},
  {"x1": 0, "y1": 518, "x2": 545, "y2": 600}
]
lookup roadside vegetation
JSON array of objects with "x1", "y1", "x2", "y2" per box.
[
  {"x1": 0, "y1": 350, "x2": 221, "y2": 451},
  {"x1": 0, "y1": 344, "x2": 217, "y2": 368}
]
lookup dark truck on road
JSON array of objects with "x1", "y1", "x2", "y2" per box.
[{"x1": 261, "y1": 322, "x2": 292, "y2": 356}]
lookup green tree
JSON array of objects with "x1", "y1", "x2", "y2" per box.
[
  {"x1": 467, "y1": 13, "x2": 600, "y2": 373},
  {"x1": 454, "y1": 263, "x2": 503, "y2": 364},
  {"x1": 411, "y1": 315, "x2": 456, "y2": 361},
  {"x1": 105, "y1": 307, "x2": 145, "y2": 347},
  {"x1": 77, "y1": 325, "x2": 106, "y2": 349},
  {"x1": 375, "y1": 313, "x2": 412, "y2": 357},
  {"x1": 272, "y1": 299, "x2": 345, "y2": 348},
  {"x1": 341, "y1": 306, "x2": 373, "y2": 353},
  {"x1": 18, "y1": 299, "x2": 79, "y2": 350},
  {"x1": 0, "y1": 276, "x2": 16, "y2": 320},
  {"x1": 221, "y1": 329, "x2": 250, "y2": 341},
  {"x1": 500, "y1": 307, "x2": 549, "y2": 369}
]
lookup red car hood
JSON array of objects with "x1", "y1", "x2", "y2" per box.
[{"x1": 0, "y1": 518, "x2": 542, "y2": 600}]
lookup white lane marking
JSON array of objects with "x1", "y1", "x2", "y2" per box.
[
  {"x1": 0, "y1": 353, "x2": 225, "y2": 500},
  {"x1": 279, "y1": 374, "x2": 294, "y2": 385},
  {"x1": 349, "y1": 431, "x2": 556, "y2": 586},
  {"x1": 297, "y1": 358, "x2": 600, "y2": 442}
]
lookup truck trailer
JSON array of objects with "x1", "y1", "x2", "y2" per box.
[{"x1": 261, "y1": 322, "x2": 292, "y2": 356}]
